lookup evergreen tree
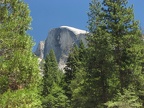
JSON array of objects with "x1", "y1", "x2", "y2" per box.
[
  {"x1": 64, "y1": 45, "x2": 79, "y2": 102},
  {"x1": 102, "y1": 0, "x2": 144, "y2": 91},
  {"x1": 42, "y1": 83, "x2": 69, "y2": 108},
  {"x1": 105, "y1": 88, "x2": 142, "y2": 108},
  {"x1": 64, "y1": 42, "x2": 87, "y2": 107},
  {"x1": 0, "y1": 0, "x2": 42, "y2": 107},
  {"x1": 70, "y1": 41, "x2": 87, "y2": 107},
  {"x1": 85, "y1": 0, "x2": 115, "y2": 107},
  {"x1": 85, "y1": 0, "x2": 144, "y2": 107},
  {"x1": 42, "y1": 50, "x2": 60, "y2": 96},
  {"x1": 42, "y1": 49, "x2": 68, "y2": 108},
  {"x1": 87, "y1": 0, "x2": 101, "y2": 33}
]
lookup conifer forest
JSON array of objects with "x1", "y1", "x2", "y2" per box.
[{"x1": 0, "y1": 0, "x2": 144, "y2": 108}]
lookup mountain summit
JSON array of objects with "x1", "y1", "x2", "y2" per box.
[
  {"x1": 60, "y1": 26, "x2": 87, "y2": 35},
  {"x1": 35, "y1": 26, "x2": 87, "y2": 70}
]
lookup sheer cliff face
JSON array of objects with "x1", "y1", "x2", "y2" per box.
[
  {"x1": 35, "y1": 26, "x2": 87, "y2": 70},
  {"x1": 35, "y1": 41, "x2": 45, "y2": 59}
]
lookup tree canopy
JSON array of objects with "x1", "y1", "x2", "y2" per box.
[{"x1": 0, "y1": 0, "x2": 42, "y2": 107}]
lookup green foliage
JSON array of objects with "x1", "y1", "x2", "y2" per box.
[
  {"x1": 0, "y1": 0, "x2": 42, "y2": 107},
  {"x1": 105, "y1": 89, "x2": 142, "y2": 108},
  {"x1": 64, "y1": 41, "x2": 87, "y2": 107},
  {"x1": 0, "y1": 88, "x2": 42, "y2": 108},
  {"x1": 102, "y1": 0, "x2": 144, "y2": 90},
  {"x1": 87, "y1": 0, "x2": 101, "y2": 33},
  {"x1": 85, "y1": 0, "x2": 114, "y2": 107},
  {"x1": 42, "y1": 49, "x2": 68, "y2": 108},
  {"x1": 42, "y1": 83, "x2": 69, "y2": 108},
  {"x1": 64, "y1": 45, "x2": 79, "y2": 100},
  {"x1": 84, "y1": 0, "x2": 144, "y2": 107},
  {"x1": 42, "y1": 50, "x2": 61, "y2": 96},
  {"x1": 1, "y1": 0, "x2": 143, "y2": 107}
]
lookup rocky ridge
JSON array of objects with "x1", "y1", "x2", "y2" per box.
[{"x1": 35, "y1": 26, "x2": 87, "y2": 70}]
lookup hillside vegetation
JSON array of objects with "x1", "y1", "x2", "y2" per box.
[{"x1": 0, "y1": 0, "x2": 144, "y2": 108}]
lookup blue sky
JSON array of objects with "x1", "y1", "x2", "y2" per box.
[{"x1": 24, "y1": 0, "x2": 144, "y2": 51}]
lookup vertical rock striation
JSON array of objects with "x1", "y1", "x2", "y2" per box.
[
  {"x1": 35, "y1": 26, "x2": 87, "y2": 70},
  {"x1": 35, "y1": 41, "x2": 45, "y2": 59}
]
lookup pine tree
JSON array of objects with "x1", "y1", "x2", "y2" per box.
[
  {"x1": 64, "y1": 45, "x2": 79, "y2": 102},
  {"x1": 102, "y1": 0, "x2": 144, "y2": 91},
  {"x1": 42, "y1": 50, "x2": 59, "y2": 96},
  {"x1": 70, "y1": 41, "x2": 87, "y2": 107},
  {"x1": 0, "y1": 0, "x2": 42, "y2": 107},
  {"x1": 85, "y1": 0, "x2": 115, "y2": 107},
  {"x1": 43, "y1": 83, "x2": 69, "y2": 108},
  {"x1": 64, "y1": 42, "x2": 87, "y2": 107},
  {"x1": 105, "y1": 88, "x2": 142, "y2": 108},
  {"x1": 85, "y1": 0, "x2": 144, "y2": 107},
  {"x1": 42, "y1": 49, "x2": 68, "y2": 108},
  {"x1": 87, "y1": 0, "x2": 101, "y2": 33}
]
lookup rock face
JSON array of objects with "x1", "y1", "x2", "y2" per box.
[
  {"x1": 35, "y1": 41, "x2": 45, "y2": 59},
  {"x1": 35, "y1": 26, "x2": 87, "y2": 70}
]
